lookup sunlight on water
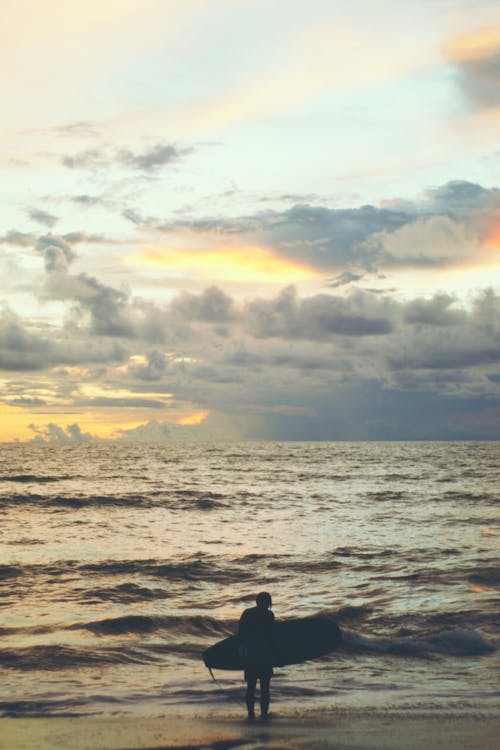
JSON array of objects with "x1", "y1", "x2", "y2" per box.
[{"x1": 0, "y1": 441, "x2": 498, "y2": 718}]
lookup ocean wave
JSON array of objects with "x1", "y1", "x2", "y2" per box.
[
  {"x1": 80, "y1": 582, "x2": 170, "y2": 604},
  {"x1": 442, "y1": 491, "x2": 499, "y2": 504},
  {"x1": 0, "y1": 475, "x2": 65, "y2": 483},
  {"x1": 0, "y1": 698, "x2": 98, "y2": 717},
  {"x1": 79, "y1": 556, "x2": 254, "y2": 584},
  {"x1": 469, "y1": 566, "x2": 500, "y2": 588},
  {"x1": 0, "y1": 491, "x2": 228, "y2": 510},
  {"x1": 76, "y1": 613, "x2": 233, "y2": 638},
  {"x1": 0, "y1": 555, "x2": 256, "y2": 591},
  {"x1": 273, "y1": 557, "x2": 343, "y2": 573},
  {"x1": 0, "y1": 644, "x2": 157, "y2": 671},
  {"x1": 0, "y1": 565, "x2": 23, "y2": 580},
  {"x1": 342, "y1": 627, "x2": 496, "y2": 658},
  {"x1": 363, "y1": 491, "x2": 408, "y2": 502}
]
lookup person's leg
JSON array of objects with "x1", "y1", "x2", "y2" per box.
[
  {"x1": 245, "y1": 675, "x2": 257, "y2": 718},
  {"x1": 259, "y1": 674, "x2": 271, "y2": 717}
]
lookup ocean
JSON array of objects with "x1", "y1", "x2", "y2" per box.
[{"x1": 0, "y1": 441, "x2": 498, "y2": 719}]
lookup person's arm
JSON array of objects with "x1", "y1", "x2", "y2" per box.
[
  {"x1": 270, "y1": 611, "x2": 284, "y2": 666},
  {"x1": 238, "y1": 609, "x2": 249, "y2": 637}
]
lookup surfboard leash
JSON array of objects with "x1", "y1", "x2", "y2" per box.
[{"x1": 207, "y1": 667, "x2": 246, "y2": 706}]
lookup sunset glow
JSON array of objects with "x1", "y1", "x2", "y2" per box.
[
  {"x1": 0, "y1": 1, "x2": 499, "y2": 442},
  {"x1": 444, "y1": 25, "x2": 500, "y2": 62},
  {"x1": 484, "y1": 225, "x2": 500, "y2": 251},
  {"x1": 130, "y1": 244, "x2": 319, "y2": 283},
  {"x1": 178, "y1": 410, "x2": 210, "y2": 426}
]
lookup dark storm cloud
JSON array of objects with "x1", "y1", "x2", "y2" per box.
[
  {"x1": 0, "y1": 308, "x2": 57, "y2": 371},
  {"x1": 78, "y1": 397, "x2": 167, "y2": 409},
  {"x1": 5, "y1": 266, "x2": 499, "y2": 439},
  {"x1": 387, "y1": 290, "x2": 500, "y2": 371},
  {"x1": 41, "y1": 266, "x2": 184, "y2": 345},
  {"x1": 43, "y1": 271, "x2": 135, "y2": 337},
  {"x1": 403, "y1": 294, "x2": 466, "y2": 326},
  {"x1": 28, "y1": 208, "x2": 59, "y2": 228},
  {"x1": 163, "y1": 285, "x2": 500, "y2": 411},
  {"x1": 243, "y1": 286, "x2": 393, "y2": 339},
  {"x1": 0, "y1": 306, "x2": 128, "y2": 372},
  {"x1": 170, "y1": 286, "x2": 235, "y2": 323},
  {"x1": 115, "y1": 419, "x2": 172, "y2": 442},
  {"x1": 222, "y1": 343, "x2": 343, "y2": 373},
  {"x1": 130, "y1": 350, "x2": 168, "y2": 380}
]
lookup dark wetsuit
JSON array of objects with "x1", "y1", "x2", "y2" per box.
[{"x1": 238, "y1": 605, "x2": 275, "y2": 717}]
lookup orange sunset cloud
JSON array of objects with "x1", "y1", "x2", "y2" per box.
[
  {"x1": 128, "y1": 244, "x2": 318, "y2": 284},
  {"x1": 444, "y1": 26, "x2": 500, "y2": 62},
  {"x1": 484, "y1": 225, "x2": 500, "y2": 251}
]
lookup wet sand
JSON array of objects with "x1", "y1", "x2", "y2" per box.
[{"x1": 0, "y1": 713, "x2": 498, "y2": 750}]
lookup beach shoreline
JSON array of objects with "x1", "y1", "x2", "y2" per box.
[{"x1": 1, "y1": 711, "x2": 498, "y2": 750}]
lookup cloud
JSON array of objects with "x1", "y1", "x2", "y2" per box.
[
  {"x1": 0, "y1": 307, "x2": 57, "y2": 371},
  {"x1": 153, "y1": 181, "x2": 499, "y2": 273},
  {"x1": 114, "y1": 418, "x2": 173, "y2": 443},
  {"x1": 47, "y1": 120, "x2": 103, "y2": 138},
  {"x1": 3, "y1": 275, "x2": 500, "y2": 439},
  {"x1": 62, "y1": 148, "x2": 106, "y2": 170},
  {"x1": 122, "y1": 208, "x2": 144, "y2": 225},
  {"x1": 425, "y1": 179, "x2": 497, "y2": 214},
  {"x1": 0, "y1": 306, "x2": 128, "y2": 372},
  {"x1": 328, "y1": 271, "x2": 365, "y2": 288},
  {"x1": 8, "y1": 396, "x2": 47, "y2": 406},
  {"x1": 243, "y1": 286, "x2": 393, "y2": 339},
  {"x1": 42, "y1": 271, "x2": 135, "y2": 337},
  {"x1": 118, "y1": 143, "x2": 193, "y2": 171},
  {"x1": 79, "y1": 397, "x2": 167, "y2": 409},
  {"x1": 403, "y1": 293, "x2": 466, "y2": 326},
  {"x1": 444, "y1": 26, "x2": 500, "y2": 109},
  {"x1": 129, "y1": 350, "x2": 168, "y2": 380},
  {"x1": 386, "y1": 289, "x2": 500, "y2": 372},
  {"x1": 0, "y1": 230, "x2": 36, "y2": 247},
  {"x1": 61, "y1": 231, "x2": 108, "y2": 244},
  {"x1": 71, "y1": 194, "x2": 103, "y2": 206},
  {"x1": 36, "y1": 234, "x2": 77, "y2": 272},
  {"x1": 28, "y1": 208, "x2": 59, "y2": 228},
  {"x1": 366, "y1": 215, "x2": 478, "y2": 266},
  {"x1": 170, "y1": 286, "x2": 235, "y2": 322},
  {"x1": 28, "y1": 422, "x2": 94, "y2": 443},
  {"x1": 61, "y1": 142, "x2": 193, "y2": 172}
]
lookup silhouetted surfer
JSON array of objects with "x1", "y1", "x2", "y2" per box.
[{"x1": 238, "y1": 591, "x2": 275, "y2": 719}]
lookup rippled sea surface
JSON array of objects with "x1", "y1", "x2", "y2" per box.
[{"x1": 0, "y1": 441, "x2": 498, "y2": 718}]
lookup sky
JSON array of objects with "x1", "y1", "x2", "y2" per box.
[{"x1": 1, "y1": 0, "x2": 499, "y2": 442}]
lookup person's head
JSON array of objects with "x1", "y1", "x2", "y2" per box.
[{"x1": 255, "y1": 591, "x2": 272, "y2": 610}]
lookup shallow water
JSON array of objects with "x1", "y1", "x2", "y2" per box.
[{"x1": 0, "y1": 441, "x2": 498, "y2": 718}]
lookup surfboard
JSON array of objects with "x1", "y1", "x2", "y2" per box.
[{"x1": 203, "y1": 615, "x2": 342, "y2": 670}]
